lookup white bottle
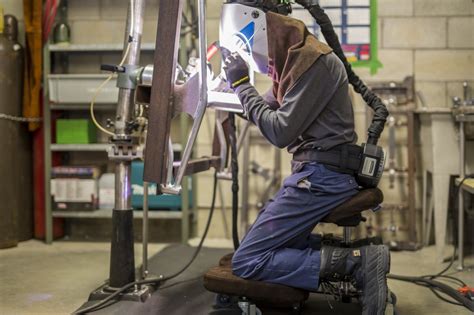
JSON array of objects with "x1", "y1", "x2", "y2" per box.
[{"x1": 99, "y1": 173, "x2": 115, "y2": 210}]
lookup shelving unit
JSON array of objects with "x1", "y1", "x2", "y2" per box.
[
  {"x1": 42, "y1": 42, "x2": 195, "y2": 244},
  {"x1": 52, "y1": 209, "x2": 183, "y2": 219}
]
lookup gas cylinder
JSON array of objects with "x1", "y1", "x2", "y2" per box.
[{"x1": 0, "y1": 13, "x2": 33, "y2": 248}]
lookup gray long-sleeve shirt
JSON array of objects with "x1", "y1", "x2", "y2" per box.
[{"x1": 235, "y1": 52, "x2": 357, "y2": 153}]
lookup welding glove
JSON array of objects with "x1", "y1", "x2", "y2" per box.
[
  {"x1": 295, "y1": 0, "x2": 318, "y2": 9},
  {"x1": 221, "y1": 47, "x2": 250, "y2": 90}
]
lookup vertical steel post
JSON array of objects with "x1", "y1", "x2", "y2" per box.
[
  {"x1": 173, "y1": 0, "x2": 207, "y2": 189},
  {"x1": 141, "y1": 181, "x2": 149, "y2": 280},
  {"x1": 43, "y1": 43, "x2": 53, "y2": 244},
  {"x1": 457, "y1": 120, "x2": 465, "y2": 270},
  {"x1": 108, "y1": 0, "x2": 145, "y2": 289},
  {"x1": 240, "y1": 126, "x2": 250, "y2": 236},
  {"x1": 407, "y1": 110, "x2": 417, "y2": 243}
]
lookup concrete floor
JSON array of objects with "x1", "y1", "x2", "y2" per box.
[{"x1": 0, "y1": 239, "x2": 472, "y2": 315}]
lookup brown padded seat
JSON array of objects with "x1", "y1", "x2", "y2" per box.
[
  {"x1": 322, "y1": 188, "x2": 383, "y2": 226},
  {"x1": 203, "y1": 265, "x2": 309, "y2": 307},
  {"x1": 203, "y1": 189, "x2": 383, "y2": 307}
]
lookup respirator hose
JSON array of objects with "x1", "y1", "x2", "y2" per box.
[
  {"x1": 306, "y1": 4, "x2": 388, "y2": 145},
  {"x1": 228, "y1": 113, "x2": 240, "y2": 250}
]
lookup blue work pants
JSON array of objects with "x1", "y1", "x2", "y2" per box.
[{"x1": 232, "y1": 162, "x2": 359, "y2": 291}]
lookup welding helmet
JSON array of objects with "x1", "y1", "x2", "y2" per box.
[{"x1": 219, "y1": 3, "x2": 270, "y2": 74}]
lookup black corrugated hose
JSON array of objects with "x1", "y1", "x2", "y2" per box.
[
  {"x1": 228, "y1": 113, "x2": 241, "y2": 250},
  {"x1": 306, "y1": 4, "x2": 388, "y2": 145}
]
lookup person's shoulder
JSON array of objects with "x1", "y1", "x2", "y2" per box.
[{"x1": 317, "y1": 52, "x2": 347, "y2": 83}]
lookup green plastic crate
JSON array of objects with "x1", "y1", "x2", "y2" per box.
[{"x1": 56, "y1": 119, "x2": 97, "y2": 144}]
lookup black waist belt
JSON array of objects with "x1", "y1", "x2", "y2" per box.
[{"x1": 293, "y1": 144, "x2": 362, "y2": 174}]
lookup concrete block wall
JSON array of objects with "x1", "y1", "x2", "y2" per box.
[
  {"x1": 200, "y1": 0, "x2": 474, "y2": 240},
  {"x1": 5, "y1": 1, "x2": 470, "y2": 239}
]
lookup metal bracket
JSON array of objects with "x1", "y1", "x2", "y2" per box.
[
  {"x1": 116, "y1": 64, "x2": 142, "y2": 90},
  {"x1": 107, "y1": 142, "x2": 143, "y2": 161}
]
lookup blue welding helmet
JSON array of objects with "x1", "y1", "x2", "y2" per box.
[{"x1": 219, "y1": 3, "x2": 270, "y2": 74}]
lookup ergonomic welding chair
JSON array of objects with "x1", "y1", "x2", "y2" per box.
[{"x1": 204, "y1": 187, "x2": 397, "y2": 315}]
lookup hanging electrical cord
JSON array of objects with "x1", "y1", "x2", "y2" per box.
[
  {"x1": 73, "y1": 170, "x2": 219, "y2": 314},
  {"x1": 42, "y1": 0, "x2": 59, "y2": 43},
  {"x1": 228, "y1": 113, "x2": 240, "y2": 250},
  {"x1": 89, "y1": 0, "x2": 134, "y2": 136},
  {"x1": 304, "y1": 3, "x2": 388, "y2": 144}
]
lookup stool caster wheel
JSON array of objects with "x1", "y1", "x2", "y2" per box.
[
  {"x1": 214, "y1": 293, "x2": 235, "y2": 309},
  {"x1": 238, "y1": 299, "x2": 262, "y2": 315}
]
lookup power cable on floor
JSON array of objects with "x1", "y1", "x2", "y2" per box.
[{"x1": 73, "y1": 170, "x2": 219, "y2": 314}]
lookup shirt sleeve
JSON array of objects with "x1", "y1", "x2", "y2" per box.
[{"x1": 234, "y1": 59, "x2": 340, "y2": 148}]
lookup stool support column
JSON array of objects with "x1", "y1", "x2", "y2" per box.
[{"x1": 343, "y1": 227, "x2": 352, "y2": 245}]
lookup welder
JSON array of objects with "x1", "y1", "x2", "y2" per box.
[{"x1": 219, "y1": 1, "x2": 390, "y2": 314}]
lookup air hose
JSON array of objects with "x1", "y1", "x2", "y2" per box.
[
  {"x1": 228, "y1": 113, "x2": 241, "y2": 250},
  {"x1": 305, "y1": 4, "x2": 388, "y2": 145}
]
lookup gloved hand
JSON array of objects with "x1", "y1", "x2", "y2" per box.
[
  {"x1": 295, "y1": 0, "x2": 318, "y2": 9},
  {"x1": 221, "y1": 47, "x2": 250, "y2": 90}
]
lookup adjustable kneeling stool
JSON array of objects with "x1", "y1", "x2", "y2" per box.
[{"x1": 203, "y1": 188, "x2": 390, "y2": 315}]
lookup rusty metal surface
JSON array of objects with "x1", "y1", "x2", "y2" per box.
[{"x1": 143, "y1": 0, "x2": 183, "y2": 184}]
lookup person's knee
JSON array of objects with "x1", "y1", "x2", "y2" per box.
[
  {"x1": 231, "y1": 247, "x2": 268, "y2": 279},
  {"x1": 231, "y1": 248, "x2": 248, "y2": 277}
]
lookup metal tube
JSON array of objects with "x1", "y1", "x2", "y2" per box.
[
  {"x1": 173, "y1": 0, "x2": 207, "y2": 188},
  {"x1": 407, "y1": 111, "x2": 417, "y2": 243},
  {"x1": 115, "y1": 162, "x2": 132, "y2": 210},
  {"x1": 240, "y1": 127, "x2": 250, "y2": 235},
  {"x1": 113, "y1": 0, "x2": 144, "y2": 211},
  {"x1": 142, "y1": 181, "x2": 149, "y2": 280},
  {"x1": 108, "y1": 0, "x2": 145, "y2": 289},
  {"x1": 343, "y1": 227, "x2": 352, "y2": 245},
  {"x1": 237, "y1": 120, "x2": 251, "y2": 155},
  {"x1": 115, "y1": 0, "x2": 144, "y2": 136},
  {"x1": 458, "y1": 120, "x2": 465, "y2": 270},
  {"x1": 167, "y1": 138, "x2": 174, "y2": 185},
  {"x1": 43, "y1": 44, "x2": 53, "y2": 244}
]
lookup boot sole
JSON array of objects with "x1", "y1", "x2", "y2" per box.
[{"x1": 361, "y1": 245, "x2": 390, "y2": 315}]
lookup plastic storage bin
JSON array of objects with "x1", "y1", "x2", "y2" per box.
[
  {"x1": 48, "y1": 74, "x2": 118, "y2": 104},
  {"x1": 56, "y1": 119, "x2": 96, "y2": 144},
  {"x1": 99, "y1": 173, "x2": 115, "y2": 209},
  {"x1": 131, "y1": 161, "x2": 192, "y2": 210}
]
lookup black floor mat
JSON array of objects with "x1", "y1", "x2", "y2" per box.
[{"x1": 76, "y1": 244, "x2": 361, "y2": 314}]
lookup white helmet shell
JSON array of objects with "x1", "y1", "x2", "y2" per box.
[{"x1": 219, "y1": 3, "x2": 269, "y2": 74}]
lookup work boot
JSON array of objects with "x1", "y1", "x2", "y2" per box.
[{"x1": 319, "y1": 244, "x2": 390, "y2": 315}]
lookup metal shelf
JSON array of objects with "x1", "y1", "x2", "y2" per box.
[
  {"x1": 52, "y1": 209, "x2": 183, "y2": 219},
  {"x1": 49, "y1": 43, "x2": 156, "y2": 52},
  {"x1": 50, "y1": 103, "x2": 116, "y2": 111},
  {"x1": 51, "y1": 143, "x2": 110, "y2": 152},
  {"x1": 43, "y1": 39, "x2": 195, "y2": 245}
]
